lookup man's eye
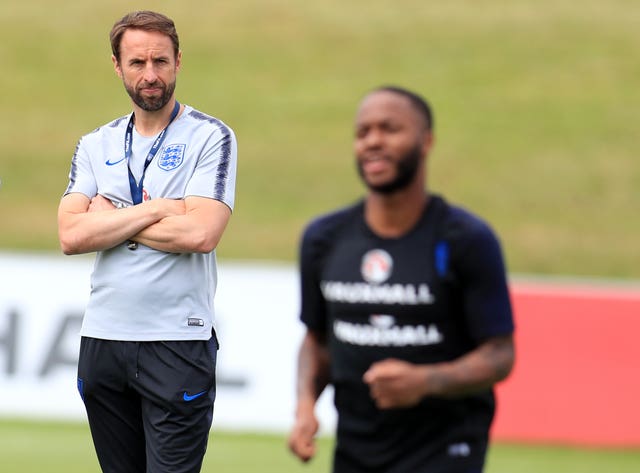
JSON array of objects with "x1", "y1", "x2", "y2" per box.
[{"x1": 383, "y1": 124, "x2": 401, "y2": 133}]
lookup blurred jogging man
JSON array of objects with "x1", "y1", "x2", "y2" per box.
[
  {"x1": 288, "y1": 86, "x2": 514, "y2": 473},
  {"x1": 57, "y1": 11, "x2": 237, "y2": 473}
]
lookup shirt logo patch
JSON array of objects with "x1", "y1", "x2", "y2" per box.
[
  {"x1": 183, "y1": 390, "x2": 207, "y2": 401},
  {"x1": 447, "y1": 442, "x2": 471, "y2": 457},
  {"x1": 157, "y1": 143, "x2": 186, "y2": 171},
  {"x1": 361, "y1": 249, "x2": 393, "y2": 284},
  {"x1": 105, "y1": 157, "x2": 126, "y2": 166}
]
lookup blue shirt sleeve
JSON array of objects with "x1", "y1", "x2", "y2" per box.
[{"x1": 452, "y1": 214, "x2": 514, "y2": 341}]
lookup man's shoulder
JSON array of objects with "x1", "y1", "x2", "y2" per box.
[
  {"x1": 79, "y1": 114, "x2": 130, "y2": 143},
  {"x1": 435, "y1": 195, "x2": 496, "y2": 240},
  {"x1": 434, "y1": 195, "x2": 505, "y2": 270},
  {"x1": 304, "y1": 201, "x2": 364, "y2": 241},
  {"x1": 181, "y1": 105, "x2": 235, "y2": 136},
  {"x1": 299, "y1": 201, "x2": 363, "y2": 265}
]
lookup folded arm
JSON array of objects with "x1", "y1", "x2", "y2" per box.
[
  {"x1": 130, "y1": 196, "x2": 231, "y2": 254},
  {"x1": 57, "y1": 193, "x2": 186, "y2": 255}
]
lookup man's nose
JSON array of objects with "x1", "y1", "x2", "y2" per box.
[
  {"x1": 142, "y1": 63, "x2": 159, "y2": 82},
  {"x1": 363, "y1": 128, "x2": 384, "y2": 148}
]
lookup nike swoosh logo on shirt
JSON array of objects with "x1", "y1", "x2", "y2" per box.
[
  {"x1": 105, "y1": 157, "x2": 126, "y2": 166},
  {"x1": 183, "y1": 390, "x2": 207, "y2": 402}
]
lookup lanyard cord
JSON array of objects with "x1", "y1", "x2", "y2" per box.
[{"x1": 125, "y1": 100, "x2": 181, "y2": 205}]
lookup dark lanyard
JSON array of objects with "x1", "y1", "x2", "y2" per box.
[{"x1": 125, "y1": 100, "x2": 181, "y2": 204}]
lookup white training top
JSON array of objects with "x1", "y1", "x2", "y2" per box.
[{"x1": 64, "y1": 105, "x2": 237, "y2": 341}]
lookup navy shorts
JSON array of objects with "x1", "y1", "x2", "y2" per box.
[
  {"x1": 77, "y1": 334, "x2": 218, "y2": 473},
  {"x1": 333, "y1": 429, "x2": 487, "y2": 473}
]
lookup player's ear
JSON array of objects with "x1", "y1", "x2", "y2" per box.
[
  {"x1": 175, "y1": 50, "x2": 182, "y2": 73},
  {"x1": 422, "y1": 130, "x2": 434, "y2": 156},
  {"x1": 112, "y1": 55, "x2": 123, "y2": 79}
]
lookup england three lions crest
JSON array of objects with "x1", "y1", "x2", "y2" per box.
[{"x1": 158, "y1": 144, "x2": 186, "y2": 171}]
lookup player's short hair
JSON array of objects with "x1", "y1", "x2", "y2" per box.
[
  {"x1": 110, "y1": 10, "x2": 180, "y2": 63},
  {"x1": 372, "y1": 85, "x2": 434, "y2": 131}
]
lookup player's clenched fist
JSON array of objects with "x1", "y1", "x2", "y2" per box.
[{"x1": 288, "y1": 409, "x2": 319, "y2": 462}]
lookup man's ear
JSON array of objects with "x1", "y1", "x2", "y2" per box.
[
  {"x1": 422, "y1": 130, "x2": 435, "y2": 156},
  {"x1": 112, "y1": 55, "x2": 122, "y2": 79},
  {"x1": 175, "y1": 50, "x2": 182, "y2": 73}
]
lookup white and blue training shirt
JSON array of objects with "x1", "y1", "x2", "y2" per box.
[{"x1": 64, "y1": 104, "x2": 237, "y2": 341}]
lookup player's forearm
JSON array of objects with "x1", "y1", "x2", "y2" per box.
[
  {"x1": 131, "y1": 198, "x2": 231, "y2": 254},
  {"x1": 424, "y1": 334, "x2": 515, "y2": 398},
  {"x1": 295, "y1": 331, "x2": 331, "y2": 411},
  {"x1": 58, "y1": 203, "x2": 167, "y2": 254},
  {"x1": 131, "y1": 212, "x2": 228, "y2": 254},
  {"x1": 133, "y1": 223, "x2": 203, "y2": 253}
]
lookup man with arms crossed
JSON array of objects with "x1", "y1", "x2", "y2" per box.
[
  {"x1": 58, "y1": 11, "x2": 237, "y2": 473},
  {"x1": 288, "y1": 86, "x2": 514, "y2": 473}
]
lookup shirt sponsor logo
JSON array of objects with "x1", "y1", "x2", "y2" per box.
[
  {"x1": 158, "y1": 143, "x2": 186, "y2": 171},
  {"x1": 361, "y1": 249, "x2": 393, "y2": 284},
  {"x1": 333, "y1": 315, "x2": 444, "y2": 347},
  {"x1": 321, "y1": 281, "x2": 435, "y2": 305}
]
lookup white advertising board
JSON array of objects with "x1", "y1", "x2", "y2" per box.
[{"x1": 0, "y1": 252, "x2": 336, "y2": 433}]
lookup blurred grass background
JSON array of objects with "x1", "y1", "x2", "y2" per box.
[
  {"x1": 1, "y1": 0, "x2": 638, "y2": 278},
  {"x1": 1, "y1": 0, "x2": 639, "y2": 471},
  {"x1": 2, "y1": 419, "x2": 640, "y2": 473}
]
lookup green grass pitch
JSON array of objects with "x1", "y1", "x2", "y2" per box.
[{"x1": 1, "y1": 419, "x2": 639, "y2": 473}]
